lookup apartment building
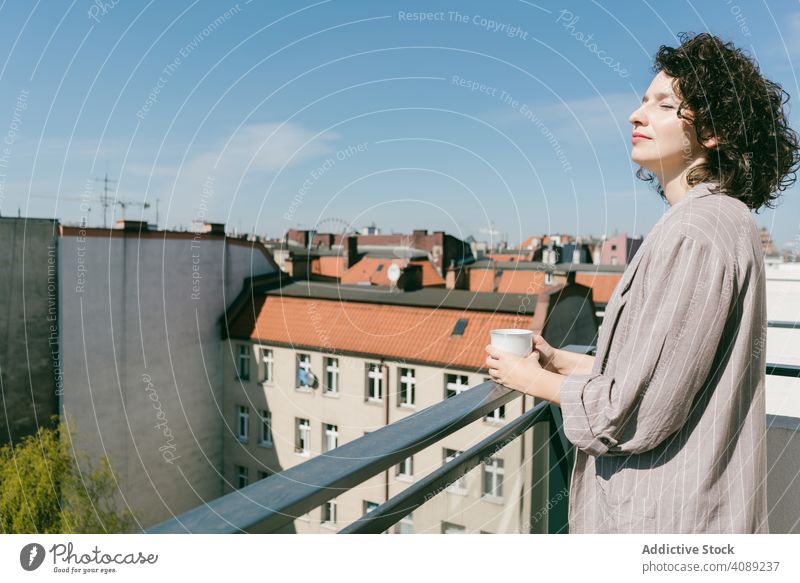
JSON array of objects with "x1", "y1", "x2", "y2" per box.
[{"x1": 222, "y1": 279, "x2": 598, "y2": 533}]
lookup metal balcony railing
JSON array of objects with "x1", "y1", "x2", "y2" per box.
[{"x1": 146, "y1": 345, "x2": 799, "y2": 534}]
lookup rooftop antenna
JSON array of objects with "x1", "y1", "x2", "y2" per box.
[{"x1": 94, "y1": 172, "x2": 117, "y2": 228}]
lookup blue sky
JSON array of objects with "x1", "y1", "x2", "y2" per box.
[{"x1": 0, "y1": 0, "x2": 799, "y2": 248}]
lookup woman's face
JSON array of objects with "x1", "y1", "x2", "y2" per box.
[{"x1": 628, "y1": 71, "x2": 706, "y2": 178}]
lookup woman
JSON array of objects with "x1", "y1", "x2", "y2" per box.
[{"x1": 485, "y1": 32, "x2": 799, "y2": 534}]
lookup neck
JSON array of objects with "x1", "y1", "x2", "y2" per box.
[{"x1": 657, "y1": 160, "x2": 706, "y2": 206}]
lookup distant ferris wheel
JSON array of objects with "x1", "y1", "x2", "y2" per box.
[{"x1": 307, "y1": 217, "x2": 358, "y2": 250}]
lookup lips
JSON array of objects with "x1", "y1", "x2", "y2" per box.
[{"x1": 632, "y1": 132, "x2": 652, "y2": 141}]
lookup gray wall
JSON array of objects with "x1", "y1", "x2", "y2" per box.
[
  {"x1": 0, "y1": 217, "x2": 60, "y2": 446},
  {"x1": 59, "y1": 229, "x2": 275, "y2": 529}
]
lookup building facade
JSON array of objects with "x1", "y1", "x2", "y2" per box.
[{"x1": 58, "y1": 220, "x2": 279, "y2": 529}]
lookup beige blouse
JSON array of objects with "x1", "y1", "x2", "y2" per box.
[{"x1": 559, "y1": 181, "x2": 769, "y2": 533}]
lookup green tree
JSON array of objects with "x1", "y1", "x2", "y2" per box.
[{"x1": 0, "y1": 415, "x2": 135, "y2": 533}]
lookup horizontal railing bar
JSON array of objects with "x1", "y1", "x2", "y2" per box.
[
  {"x1": 767, "y1": 321, "x2": 800, "y2": 329},
  {"x1": 766, "y1": 363, "x2": 800, "y2": 378},
  {"x1": 338, "y1": 401, "x2": 552, "y2": 534},
  {"x1": 146, "y1": 379, "x2": 521, "y2": 533}
]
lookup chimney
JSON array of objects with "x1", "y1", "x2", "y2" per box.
[
  {"x1": 445, "y1": 259, "x2": 468, "y2": 290},
  {"x1": 201, "y1": 222, "x2": 225, "y2": 235},
  {"x1": 286, "y1": 229, "x2": 310, "y2": 247},
  {"x1": 115, "y1": 219, "x2": 149, "y2": 232},
  {"x1": 343, "y1": 235, "x2": 358, "y2": 269}
]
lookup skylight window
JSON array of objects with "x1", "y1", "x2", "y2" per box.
[{"x1": 452, "y1": 318, "x2": 468, "y2": 336}]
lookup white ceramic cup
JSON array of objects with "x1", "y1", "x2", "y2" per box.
[{"x1": 490, "y1": 328, "x2": 533, "y2": 358}]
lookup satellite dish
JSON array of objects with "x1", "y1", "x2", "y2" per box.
[{"x1": 387, "y1": 263, "x2": 401, "y2": 282}]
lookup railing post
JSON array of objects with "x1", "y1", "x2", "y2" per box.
[
  {"x1": 547, "y1": 404, "x2": 573, "y2": 534},
  {"x1": 528, "y1": 397, "x2": 549, "y2": 533}
]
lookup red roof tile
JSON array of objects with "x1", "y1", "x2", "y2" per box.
[
  {"x1": 340, "y1": 256, "x2": 444, "y2": 287},
  {"x1": 245, "y1": 296, "x2": 533, "y2": 371}
]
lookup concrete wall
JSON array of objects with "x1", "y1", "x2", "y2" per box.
[
  {"x1": 59, "y1": 229, "x2": 275, "y2": 529},
  {"x1": 0, "y1": 217, "x2": 60, "y2": 446},
  {"x1": 766, "y1": 415, "x2": 800, "y2": 533}
]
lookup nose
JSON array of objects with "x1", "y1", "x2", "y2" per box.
[{"x1": 629, "y1": 103, "x2": 647, "y2": 127}]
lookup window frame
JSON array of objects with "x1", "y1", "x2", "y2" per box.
[
  {"x1": 445, "y1": 373, "x2": 469, "y2": 399},
  {"x1": 258, "y1": 409, "x2": 273, "y2": 447},
  {"x1": 235, "y1": 465, "x2": 249, "y2": 489},
  {"x1": 366, "y1": 363, "x2": 384, "y2": 402},
  {"x1": 236, "y1": 405, "x2": 250, "y2": 442},
  {"x1": 322, "y1": 422, "x2": 338, "y2": 453},
  {"x1": 295, "y1": 417, "x2": 310, "y2": 456},
  {"x1": 259, "y1": 346, "x2": 274, "y2": 384},
  {"x1": 237, "y1": 344, "x2": 251, "y2": 381},
  {"x1": 481, "y1": 456, "x2": 505, "y2": 501},
  {"x1": 443, "y1": 448, "x2": 468, "y2": 494},
  {"x1": 296, "y1": 353, "x2": 313, "y2": 389},
  {"x1": 398, "y1": 367, "x2": 416, "y2": 407},
  {"x1": 324, "y1": 356, "x2": 340, "y2": 394}
]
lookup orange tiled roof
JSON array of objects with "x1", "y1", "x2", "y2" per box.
[
  {"x1": 487, "y1": 252, "x2": 534, "y2": 263},
  {"x1": 245, "y1": 295, "x2": 532, "y2": 371},
  {"x1": 339, "y1": 256, "x2": 445, "y2": 287}
]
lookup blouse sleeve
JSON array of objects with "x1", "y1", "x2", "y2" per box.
[{"x1": 558, "y1": 233, "x2": 735, "y2": 457}]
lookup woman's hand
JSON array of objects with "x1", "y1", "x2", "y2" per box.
[
  {"x1": 532, "y1": 333, "x2": 559, "y2": 373},
  {"x1": 484, "y1": 345, "x2": 543, "y2": 394}
]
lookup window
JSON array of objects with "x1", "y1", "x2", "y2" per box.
[
  {"x1": 545, "y1": 272, "x2": 554, "y2": 285},
  {"x1": 260, "y1": 347, "x2": 274, "y2": 383},
  {"x1": 395, "y1": 456, "x2": 413, "y2": 480},
  {"x1": 322, "y1": 499, "x2": 337, "y2": 526},
  {"x1": 363, "y1": 500, "x2": 379, "y2": 514},
  {"x1": 483, "y1": 379, "x2": 506, "y2": 422},
  {"x1": 296, "y1": 353, "x2": 313, "y2": 388},
  {"x1": 324, "y1": 357, "x2": 339, "y2": 394},
  {"x1": 445, "y1": 374, "x2": 469, "y2": 399},
  {"x1": 237, "y1": 344, "x2": 250, "y2": 380},
  {"x1": 237, "y1": 405, "x2": 249, "y2": 442},
  {"x1": 394, "y1": 512, "x2": 413, "y2": 534},
  {"x1": 398, "y1": 367, "x2": 415, "y2": 406},
  {"x1": 295, "y1": 418, "x2": 310, "y2": 455},
  {"x1": 441, "y1": 521, "x2": 466, "y2": 534},
  {"x1": 366, "y1": 363, "x2": 383, "y2": 402},
  {"x1": 259, "y1": 410, "x2": 273, "y2": 446},
  {"x1": 482, "y1": 457, "x2": 504, "y2": 499},
  {"x1": 258, "y1": 470, "x2": 272, "y2": 481},
  {"x1": 451, "y1": 318, "x2": 468, "y2": 336},
  {"x1": 443, "y1": 448, "x2": 467, "y2": 493},
  {"x1": 484, "y1": 404, "x2": 506, "y2": 422},
  {"x1": 323, "y1": 423, "x2": 338, "y2": 453},
  {"x1": 236, "y1": 465, "x2": 249, "y2": 489}
]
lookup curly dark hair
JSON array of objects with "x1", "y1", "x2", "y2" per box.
[{"x1": 636, "y1": 32, "x2": 800, "y2": 212}]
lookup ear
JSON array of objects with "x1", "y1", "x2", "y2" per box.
[{"x1": 702, "y1": 135, "x2": 719, "y2": 149}]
